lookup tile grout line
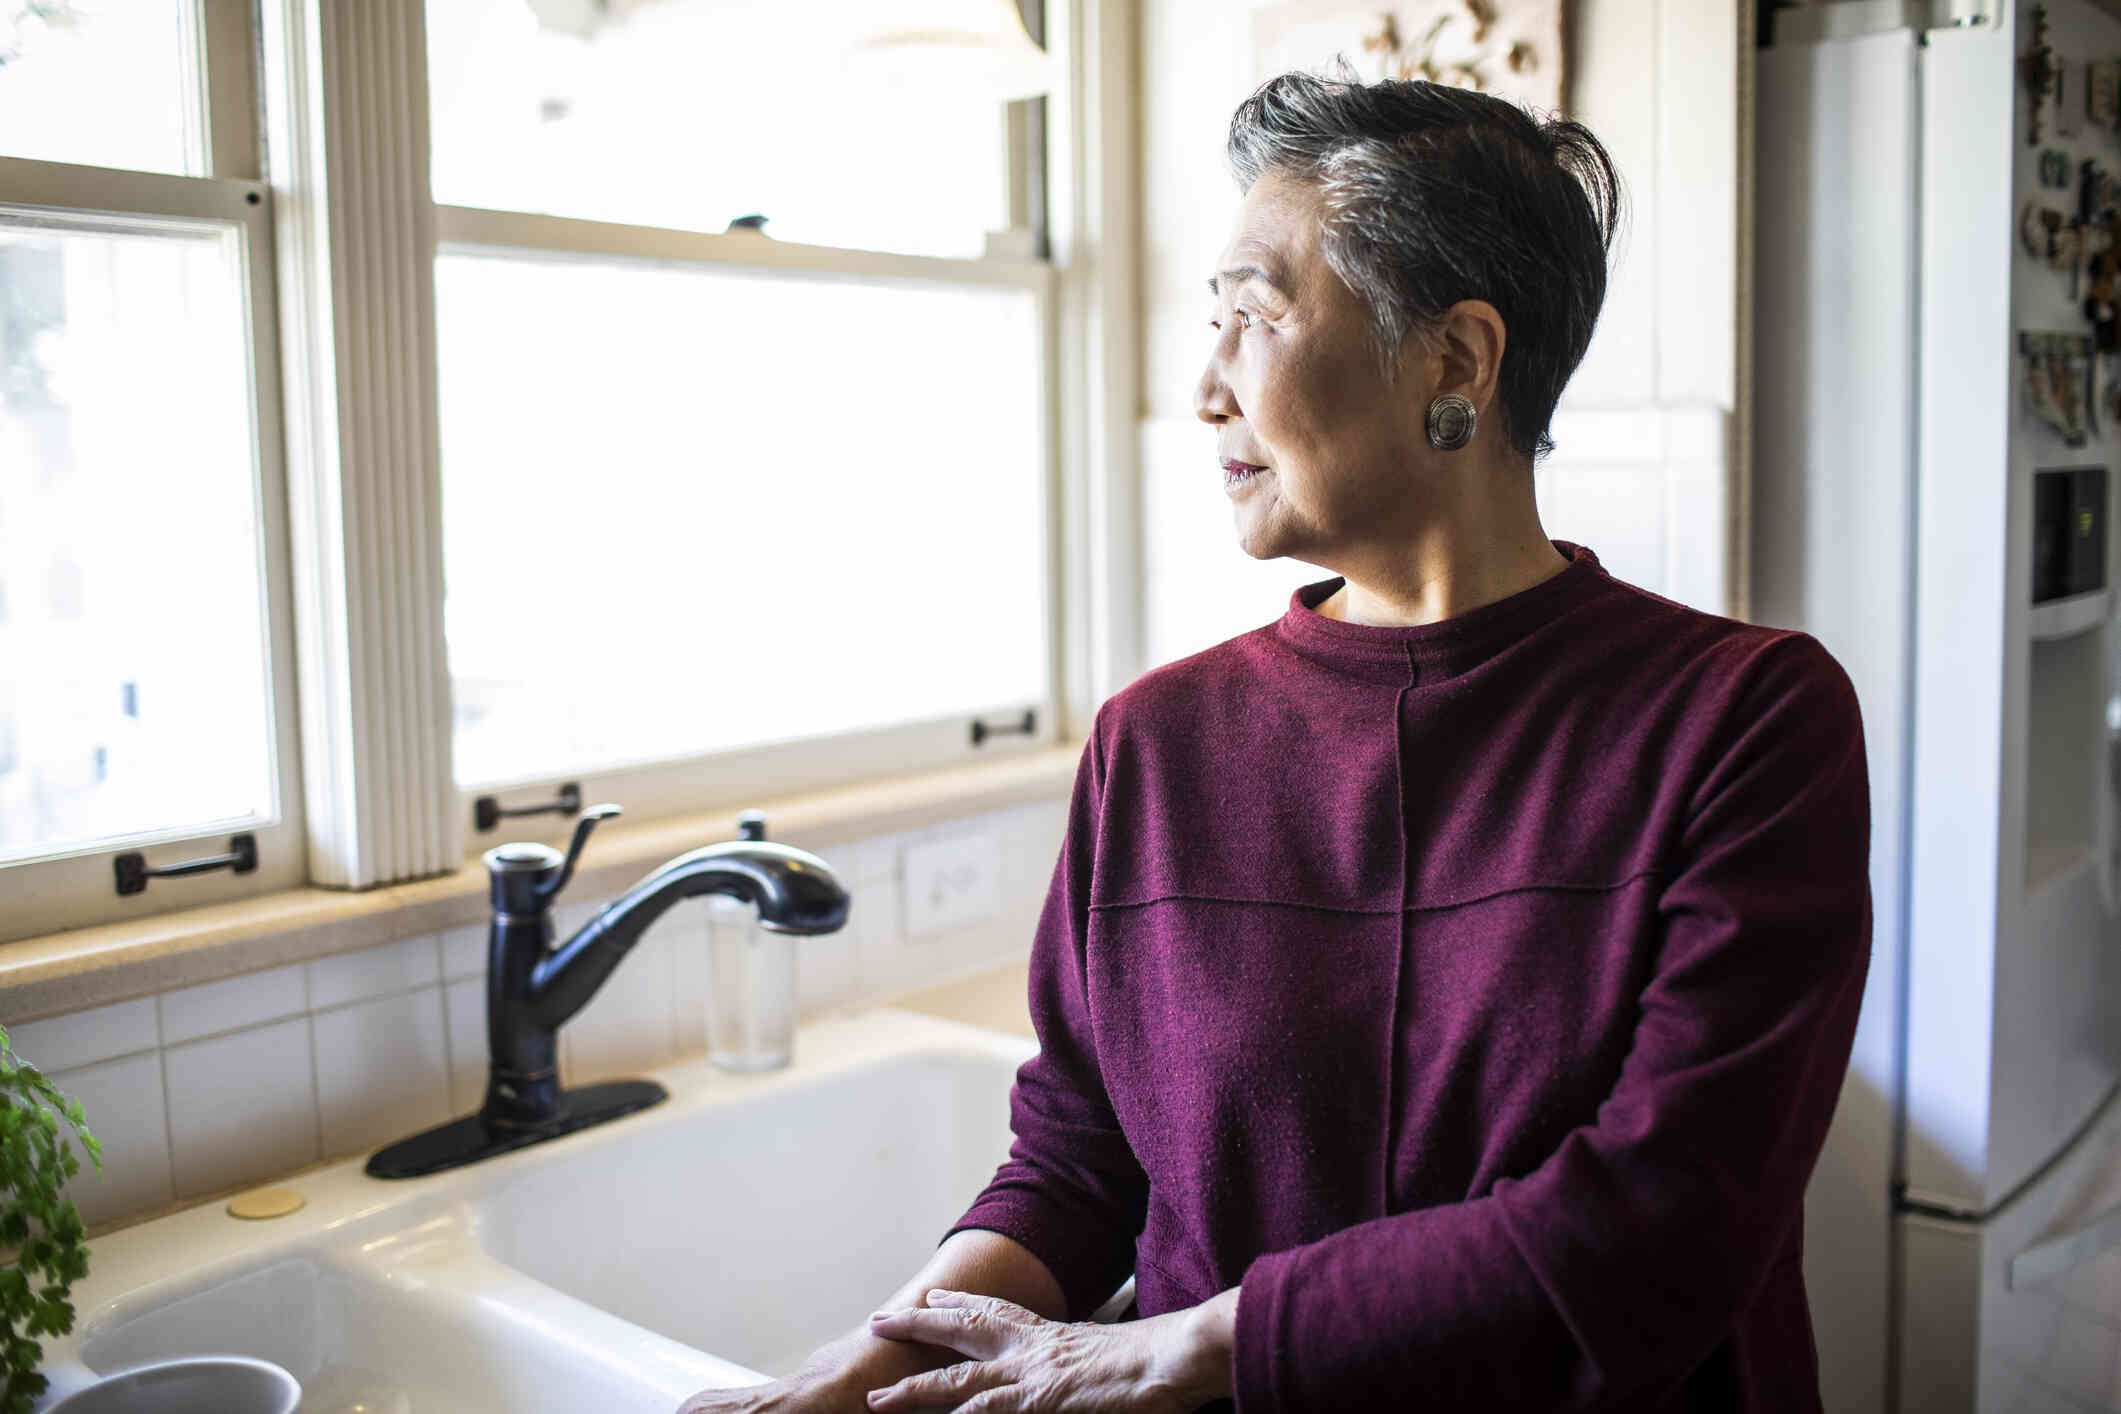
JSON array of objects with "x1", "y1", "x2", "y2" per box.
[
  {"x1": 303, "y1": 934, "x2": 327, "y2": 1175},
  {"x1": 434, "y1": 932, "x2": 460, "y2": 1113},
  {"x1": 151, "y1": 991, "x2": 175, "y2": 1213},
  {"x1": 305, "y1": 987, "x2": 326, "y2": 1182}
]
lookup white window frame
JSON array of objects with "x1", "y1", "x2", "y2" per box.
[
  {"x1": 0, "y1": 0, "x2": 1142, "y2": 939},
  {"x1": 0, "y1": 0, "x2": 311, "y2": 942}
]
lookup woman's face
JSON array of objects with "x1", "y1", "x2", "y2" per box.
[{"x1": 1195, "y1": 168, "x2": 1435, "y2": 565}]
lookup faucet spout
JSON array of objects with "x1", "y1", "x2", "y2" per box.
[{"x1": 530, "y1": 840, "x2": 849, "y2": 1029}]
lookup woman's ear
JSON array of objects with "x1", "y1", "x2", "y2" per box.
[{"x1": 1434, "y1": 299, "x2": 1508, "y2": 412}]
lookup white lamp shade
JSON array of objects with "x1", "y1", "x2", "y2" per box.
[
  {"x1": 512, "y1": 0, "x2": 1054, "y2": 105},
  {"x1": 841, "y1": 0, "x2": 1054, "y2": 102}
]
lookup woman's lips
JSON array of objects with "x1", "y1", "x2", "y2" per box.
[
  {"x1": 1221, "y1": 458, "x2": 1266, "y2": 473},
  {"x1": 1222, "y1": 457, "x2": 1268, "y2": 491}
]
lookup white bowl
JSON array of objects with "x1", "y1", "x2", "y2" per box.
[{"x1": 43, "y1": 1355, "x2": 299, "y2": 1414}]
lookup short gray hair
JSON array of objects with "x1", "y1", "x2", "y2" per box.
[{"x1": 1227, "y1": 67, "x2": 1623, "y2": 461}]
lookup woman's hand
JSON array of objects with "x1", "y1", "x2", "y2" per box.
[{"x1": 862, "y1": 1287, "x2": 1227, "y2": 1413}]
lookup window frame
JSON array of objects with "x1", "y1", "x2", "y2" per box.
[{"x1": 0, "y1": 0, "x2": 310, "y2": 944}]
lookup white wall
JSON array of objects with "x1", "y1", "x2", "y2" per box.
[{"x1": 1135, "y1": 0, "x2": 1742, "y2": 667}]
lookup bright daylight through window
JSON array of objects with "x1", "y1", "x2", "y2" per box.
[
  {"x1": 0, "y1": 4, "x2": 281, "y2": 868},
  {"x1": 427, "y1": 0, "x2": 1015, "y2": 259},
  {"x1": 436, "y1": 255, "x2": 1049, "y2": 787}
]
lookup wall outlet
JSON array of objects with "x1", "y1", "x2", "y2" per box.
[{"x1": 901, "y1": 829, "x2": 1003, "y2": 940}]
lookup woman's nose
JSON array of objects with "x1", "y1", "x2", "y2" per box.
[{"x1": 1195, "y1": 347, "x2": 1238, "y2": 425}]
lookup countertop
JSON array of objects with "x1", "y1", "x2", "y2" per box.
[{"x1": 881, "y1": 957, "x2": 1034, "y2": 1042}]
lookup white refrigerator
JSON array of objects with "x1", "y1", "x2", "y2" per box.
[{"x1": 1755, "y1": 1, "x2": 2121, "y2": 1410}]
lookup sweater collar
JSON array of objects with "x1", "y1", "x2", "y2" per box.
[{"x1": 1275, "y1": 539, "x2": 1606, "y2": 684}]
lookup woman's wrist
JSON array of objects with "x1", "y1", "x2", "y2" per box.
[{"x1": 1164, "y1": 1286, "x2": 1241, "y2": 1407}]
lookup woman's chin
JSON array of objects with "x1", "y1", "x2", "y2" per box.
[{"x1": 1233, "y1": 516, "x2": 1287, "y2": 562}]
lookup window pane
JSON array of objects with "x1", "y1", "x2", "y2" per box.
[
  {"x1": 436, "y1": 252, "x2": 1048, "y2": 787},
  {"x1": 0, "y1": 0, "x2": 203, "y2": 175},
  {"x1": 426, "y1": 0, "x2": 1011, "y2": 259},
  {"x1": 0, "y1": 217, "x2": 277, "y2": 863}
]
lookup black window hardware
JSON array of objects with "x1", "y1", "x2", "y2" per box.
[
  {"x1": 970, "y1": 709, "x2": 1036, "y2": 746},
  {"x1": 474, "y1": 782, "x2": 581, "y2": 834},
  {"x1": 113, "y1": 833, "x2": 258, "y2": 897}
]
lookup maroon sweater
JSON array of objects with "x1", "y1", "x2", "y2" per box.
[{"x1": 942, "y1": 539, "x2": 1872, "y2": 1412}]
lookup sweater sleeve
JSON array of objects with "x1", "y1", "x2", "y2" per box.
[
  {"x1": 939, "y1": 707, "x2": 1150, "y2": 1322},
  {"x1": 1232, "y1": 633, "x2": 1875, "y2": 1412}
]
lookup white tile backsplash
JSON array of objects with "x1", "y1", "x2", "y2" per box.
[
  {"x1": 852, "y1": 832, "x2": 904, "y2": 886},
  {"x1": 6, "y1": 996, "x2": 158, "y2": 1072},
  {"x1": 308, "y1": 935, "x2": 441, "y2": 1011},
  {"x1": 49, "y1": 1052, "x2": 172, "y2": 1229},
  {"x1": 159, "y1": 964, "x2": 306, "y2": 1046},
  {"x1": 795, "y1": 918, "x2": 862, "y2": 1015},
  {"x1": 164, "y1": 1017, "x2": 318, "y2": 1200},
  {"x1": 442, "y1": 977, "x2": 486, "y2": 1113},
  {"x1": 441, "y1": 924, "x2": 487, "y2": 981},
  {"x1": 10, "y1": 810, "x2": 1054, "y2": 1234},
  {"x1": 853, "y1": 875, "x2": 920, "y2": 998},
  {"x1": 312, "y1": 990, "x2": 451, "y2": 1160},
  {"x1": 671, "y1": 919, "x2": 713, "y2": 1055},
  {"x1": 564, "y1": 919, "x2": 679, "y2": 1086}
]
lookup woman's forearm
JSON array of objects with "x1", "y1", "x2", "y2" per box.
[
  {"x1": 884, "y1": 1227, "x2": 1070, "y2": 1320},
  {"x1": 802, "y1": 1229, "x2": 1072, "y2": 1392}
]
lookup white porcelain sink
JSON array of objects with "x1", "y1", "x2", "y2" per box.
[{"x1": 33, "y1": 1008, "x2": 1037, "y2": 1413}]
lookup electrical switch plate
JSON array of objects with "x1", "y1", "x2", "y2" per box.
[{"x1": 900, "y1": 829, "x2": 1003, "y2": 940}]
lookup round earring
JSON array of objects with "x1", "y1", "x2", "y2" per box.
[{"x1": 1426, "y1": 394, "x2": 1476, "y2": 451}]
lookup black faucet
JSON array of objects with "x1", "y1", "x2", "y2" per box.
[{"x1": 365, "y1": 804, "x2": 850, "y2": 1180}]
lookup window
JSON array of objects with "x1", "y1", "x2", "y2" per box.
[
  {"x1": 436, "y1": 254, "x2": 1050, "y2": 790},
  {"x1": 427, "y1": 0, "x2": 1063, "y2": 821},
  {"x1": 0, "y1": 1, "x2": 304, "y2": 940},
  {"x1": 426, "y1": 0, "x2": 1014, "y2": 259},
  {"x1": 0, "y1": 0, "x2": 1110, "y2": 943},
  {"x1": 0, "y1": 0, "x2": 204, "y2": 176}
]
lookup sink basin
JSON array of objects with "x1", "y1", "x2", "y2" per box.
[
  {"x1": 475, "y1": 1049, "x2": 1021, "y2": 1377},
  {"x1": 32, "y1": 1008, "x2": 1039, "y2": 1413}
]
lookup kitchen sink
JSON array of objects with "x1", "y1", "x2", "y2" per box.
[
  {"x1": 32, "y1": 1008, "x2": 1037, "y2": 1413},
  {"x1": 474, "y1": 1048, "x2": 1021, "y2": 1378}
]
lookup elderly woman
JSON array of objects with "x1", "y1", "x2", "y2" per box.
[{"x1": 682, "y1": 70, "x2": 1870, "y2": 1414}]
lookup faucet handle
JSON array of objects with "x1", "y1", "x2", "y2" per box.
[{"x1": 536, "y1": 802, "x2": 623, "y2": 904}]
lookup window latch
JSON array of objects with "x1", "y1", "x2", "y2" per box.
[
  {"x1": 970, "y1": 709, "x2": 1036, "y2": 746},
  {"x1": 474, "y1": 781, "x2": 582, "y2": 833},
  {"x1": 113, "y1": 834, "x2": 258, "y2": 897}
]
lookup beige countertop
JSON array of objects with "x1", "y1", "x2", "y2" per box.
[{"x1": 882, "y1": 956, "x2": 1034, "y2": 1042}]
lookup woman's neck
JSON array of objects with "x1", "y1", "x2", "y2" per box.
[{"x1": 1315, "y1": 523, "x2": 1570, "y2": 627}]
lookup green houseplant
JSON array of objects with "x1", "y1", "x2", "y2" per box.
[{"x1": 0, "y1": 1025, "x2": 100, "y2": 1414}]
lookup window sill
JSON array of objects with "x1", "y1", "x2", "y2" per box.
[{"x1": 0, "y1": 743, "x2": 1081, "y2": 1024}]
